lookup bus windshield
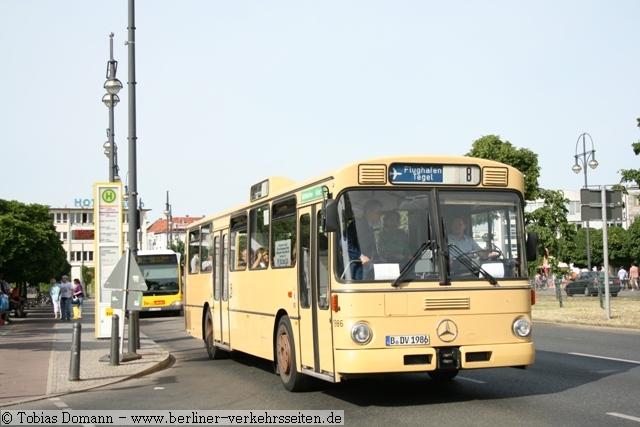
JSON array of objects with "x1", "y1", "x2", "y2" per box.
[
  {"x1": 335, "y1": 188, "x2": 527, "y2": 283},
  {"x1": 139, "y1": 264, "x2": 180, "y2": 295}
]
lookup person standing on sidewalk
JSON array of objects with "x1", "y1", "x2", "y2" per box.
[
  {"x1": 72, "y1": 278, "x2": 85, "y2": 319},
  {"x1": 49, "y1": 278, "x2": 61, "y2": 320},
  {"x1": 59, "y1": 275, "x2": 73, "y2": 321},
  {"x1": 0, "y1": 272, "x2": 12, "y2": 324}
]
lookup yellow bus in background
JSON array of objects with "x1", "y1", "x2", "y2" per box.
[
  {"x1": 135, "y1": 250, "x2": 183, "y2": 316},
  {"x1": 184, "y1": 156, "x2": 538, "y2": 391}
]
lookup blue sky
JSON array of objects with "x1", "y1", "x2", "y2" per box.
[{"x1": 1, "y1": 1, "x2": 639, "y2": 222}]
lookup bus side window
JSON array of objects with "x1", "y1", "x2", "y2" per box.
[
  {"x1": 230, "y1": 214, "x2": 248, "y2": 271},
  {"x1": 188, "y1": 230, "x2": 200, "y2": 275},
  {"x1": 201, "y1": 223, "x2": 212, "y2": 273},
  {"x1": 249, "y1": 204, "x2": 270, "y2": 270},
  {"x1": 272, "y1": 197, "x2": 297, "y2": 269}
]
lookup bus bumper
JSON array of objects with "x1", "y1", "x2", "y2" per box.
[{"x1": 334, "y1": 342, "x2": 535, "y2": 375}]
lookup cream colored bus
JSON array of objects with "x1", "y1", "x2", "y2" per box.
[{"x1": 184, "y1": 156, "x2": 538, "y2": 391}]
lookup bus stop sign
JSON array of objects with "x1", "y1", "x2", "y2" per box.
[
  {"x1": 580, "y1": 189, "x2": 624, "y2": 221},
  {"x1": 104, "y1": 251, "x2": 148, "y2": 291}
]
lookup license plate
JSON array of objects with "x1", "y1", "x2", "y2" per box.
[
  {"x1": 148, "y1": 308, "x2": 161, "y2": 311},
  {"x1": 386, "y1": 334, "x2": 430, "y2": 346}
]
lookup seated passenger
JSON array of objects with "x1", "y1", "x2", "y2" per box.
[
  {"x1": 252, "y1": 248, "x2": 269, "y2": 269},
  {"x1": 201, "y1": 254, "x2": 213, "y2": 272},
  {"x1": 377, "y1": 210, "x2": 410, "y2": 264},
  {"x1": 9, "y1": 286, "x2": 26, "y2": 318}
]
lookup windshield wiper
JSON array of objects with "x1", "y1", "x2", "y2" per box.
[
  {"x1": 448, "y1": 245, "x2": 498, "y2": 286},
  {"x1": 392, "y1": 242, "x2": 434, "y2": 287}
]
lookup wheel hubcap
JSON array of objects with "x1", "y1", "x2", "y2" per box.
[{"x1": 277, "y1": 333, "x2": 291, "y2": 375}]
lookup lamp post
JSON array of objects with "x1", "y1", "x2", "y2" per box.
[
  {"x1": 572, "y1": 132, "x2": 599, "y2": 270},
  {"x1": 103, "y1": 32, "x2": 123, "y2": 182},
  {"x1": 164, "y1": 191, "x2": 173, "y2": 250}
]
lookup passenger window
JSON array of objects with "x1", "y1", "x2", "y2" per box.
[
  {"x1": 272, "y1": 197, "x2": 297, "y2": 268},
  {"x1": 250, "y1": 205, "x2": 270, "y2": 270},
  {"x1": 230, "y1": 214, "x2": 248, "y2": 271}
]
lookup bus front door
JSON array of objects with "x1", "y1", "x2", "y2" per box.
[
  {"x1": 298, "y1": 207, "x2": 334, "y2": 380},
  {"x1": 212, "y1": 232, "x2": 230, "y2": 349}
]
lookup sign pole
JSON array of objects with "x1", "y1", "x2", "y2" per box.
[
  {"x1": 120, "y1": 248, "x2": 131, "y2": 355},
  {"x1": 601, "y1": 186, "x2": 611, "y2": 319}
]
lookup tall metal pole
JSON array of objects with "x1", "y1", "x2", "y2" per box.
[
  {"x1": 127, "y1": 0, "x2": 138, "y2": 254},
  {"x1": 126, "y1": 0, "x2": 141, "y2": 355},
  {"x1": 108, "y1": 34, "x2": 115, "y2": 182},
  {"x1": 106, "y1": 33, "x2": 119, "y2": 182}
]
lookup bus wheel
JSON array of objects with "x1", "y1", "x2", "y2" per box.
[
  {"x1": 427, "y1": 369, "x2": 459, "y2": 381},
  {"x1": 275, "y1": 316, "x2": 308, "y2": 392},
  {"x1": 204, "y1": 309, "x2": 227, "y2": 360}
]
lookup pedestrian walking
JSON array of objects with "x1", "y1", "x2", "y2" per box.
[
  {"x1": 618, "y1": 266, "x2": 628, "y2": 290},
  {"x1": 630, "y1": 263, "x2": 639, "y2": 291}
]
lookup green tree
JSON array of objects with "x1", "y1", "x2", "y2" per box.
[
  {"x1": 0, "y1": 199, "x2": 70, "y2": 283},
  {"x1": 605, "y1": 226, "x2": 630, "y2": 269},
  {"x1": 625, "y1": 217, "x2": 640, "y2": 263},
  {"x1": 619, "y1": 118, "x2": 640, "y2": 186},
  {"x1": 466, "y1": 135, "x2": 541, "y2": 201},
  {"x1": 170, "y1": 239, "x2": 186, "y2": 270},
  {"x1": 82, "y1": 265, "x2": 95, "y2": 297},
  {"x1": 525, "y1": 189, "x2": 575, "y2": 276}
]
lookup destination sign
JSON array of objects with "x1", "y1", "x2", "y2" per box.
[
  {"x1": 389, "y1": 164, "x2": 481, "y2": 185},
  {"x1": 135, "y1": 254, "x2": 178, "y2": 265}
]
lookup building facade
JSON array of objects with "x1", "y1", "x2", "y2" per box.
[
  {"x1": 146, "y1": 216, "x2": 202, "y2": 250},
  {"x1": 50, "y1": 204, "x2": 149, "y2": 279},
  {"x1": 525, "y1": 188, "x2": 636, "y2": 230}
]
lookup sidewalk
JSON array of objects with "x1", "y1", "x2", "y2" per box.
[{"x1": 0, "y1": 298, "x2": 171, "y2": 407}]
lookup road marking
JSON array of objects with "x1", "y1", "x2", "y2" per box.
[
  {"x1": 570, "y1": 352, "x2": 640, "y2": 365},
  {"x1": 607, "y1": 412, "x2": 640, "y2": 423},
  {"x1": 457, "y1": 376, "x2": 486, "y2": 384},
  {"x1": 49, "y1": 397, "x2": 67, "y2": 408}
]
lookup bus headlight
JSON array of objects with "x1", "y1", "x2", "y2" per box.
[
  {"x1": 512, "y1": 318, "x2": 532, "y2": 338},
  {"x1": 170, "y1": 301, "x2": 183, "y2": 307},
  {"x1": 351, "y1": 323, "x2": 372, "y2": 345}
]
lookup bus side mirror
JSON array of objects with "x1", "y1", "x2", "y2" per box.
[
  {"x1": 323, "y1": 199, "x2": 339, "y2": 232},
  {"x1": 525, "y1": 232, "x2": 538, "y2": 262}
]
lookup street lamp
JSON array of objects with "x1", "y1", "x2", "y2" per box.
[
  {"x1": 572, "y1": 132, "x2": 599, "y2": 270},
  {"x1": 164, "y1": 191, "x2": 173, "y2": 250},
  {"x1": 103, "y1": 32, "x2": 123, "y2": 182}
]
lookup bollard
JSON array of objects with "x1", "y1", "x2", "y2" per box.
[
  {"x1": 555, "y1": 278, "x2": 563, "y2": 308},
  {"x1": 110, "y1": 313, "x2": 120, "y2": 366},
  {"x1": 127, "y1": 310, "x2": 137, "y2": 354},
  {"x1": 598, "y1": 284, "x2": 604, "y2": 309},
  {"x1": 69, "y1": 322, "x2": 82, "y2": 381},
  {"x1": 132, "y1": 311, "x2": 140, "y2": 350}
]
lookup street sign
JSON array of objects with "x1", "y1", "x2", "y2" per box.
[
  {"x1": 104, "y1": 251, "x2": 147, "y2": 291},
  {"x1": 110, "y1": 290, "x2": 125, "y2": 309},
  {"x1": 110, "y1": 290, "x2": 143, "y2": 311},
  {"x1": 580, "y1": 189, "x2": 623, "y2": 205},
  {"x1": 580, "y1": 189, "x2": 624, "y2": 221}
]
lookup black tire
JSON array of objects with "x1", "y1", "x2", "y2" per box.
[
  {"x1": 204, "y1": 308, "x2": 228, "y2": 360},
  {"x1": 611, "y1": 293, "x2": 618, "y2": 297},
  {"x1": 427, "y1": 369, "x2": 459, "y2": 381},
  {"x1": 275, "y1": 316, "x2": 308, "y2": 392}
]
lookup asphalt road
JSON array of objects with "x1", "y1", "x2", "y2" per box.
[{"x1": 7, "y1": 315, "x2": 640, "y2": 426}]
